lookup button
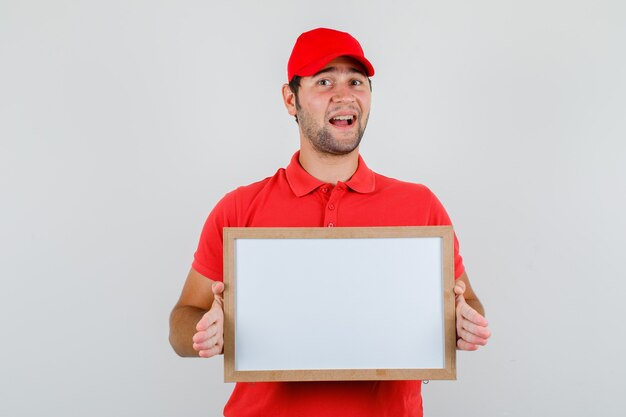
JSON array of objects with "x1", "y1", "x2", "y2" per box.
[
  {"x1": 321, "y1": 187, "x2": 329, "y2": 193},
  {"x1": 336, "y1": 185, "x2": 344, "y2": 191},
  {"x1": 328, "y1": 223, "x2": 334, "y2": 228},
  {"x1": 328, "y1": 204, "x2": 335, "y2": 210}
]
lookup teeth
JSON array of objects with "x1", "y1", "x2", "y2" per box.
[{"x1": 332, "y1": 115, "x2": 354, "y2": 121}]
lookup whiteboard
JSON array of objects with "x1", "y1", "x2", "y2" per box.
[{"x1": 223, "y1": 227, "x2": 456, "y2": 382}]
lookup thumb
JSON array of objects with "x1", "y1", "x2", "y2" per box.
[
  {"x1": 454, "y1": 280, "x2": 466, "y2": 297},
  {"x1": 212, "y1": 281, "x2": 224, "y2": 295},
  {"x1": 212, "y1": 281, "x2": 224, "y2": 306}
]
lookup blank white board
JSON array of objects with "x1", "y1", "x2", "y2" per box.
[{"x1": 223, "y1": 227, "x2": 456, "y2": 382}]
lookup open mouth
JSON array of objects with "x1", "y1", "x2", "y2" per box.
[{"x1": 329, "y1": 115, "x2": 356, "y2": 127}]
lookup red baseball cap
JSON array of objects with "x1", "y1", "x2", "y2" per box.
[{"x1": 287, "y1": 28, "x2": 375, "y2": 81}]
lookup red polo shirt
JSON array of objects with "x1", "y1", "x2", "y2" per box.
[{"x1": 192, "y1": 152, "x2": 465, "y2": 417}]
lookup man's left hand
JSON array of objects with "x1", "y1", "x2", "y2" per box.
[{"x1": 454, "y1": 280, "x2": 491, "y2": 350}]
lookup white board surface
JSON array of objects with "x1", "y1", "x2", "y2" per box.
[{"x1": 233, "y1": 236, "x2": 444, "y2": 371}]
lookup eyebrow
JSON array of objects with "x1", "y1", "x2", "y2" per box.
[{"x1": 312, "y1": 66, "x2": 367, "y2": 77}]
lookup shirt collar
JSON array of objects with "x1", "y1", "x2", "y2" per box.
[{"x1": 285, "y1": 151, "x2": 376, "y2": 197}]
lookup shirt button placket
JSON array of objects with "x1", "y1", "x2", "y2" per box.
[{"x1": 324, "y1": 185, "x2": 345, "y2": 228}]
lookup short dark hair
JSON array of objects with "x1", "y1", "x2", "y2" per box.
[
  {"x1": 288, "y1": 76, "x2": 303, "y2": 122},
  {"x1": 288, "y1": 76, "x2": 303, "y2": 109}
]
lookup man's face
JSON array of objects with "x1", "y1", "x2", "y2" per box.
[{"x1": 291, "y1": 57, "x2": 372, "y2": 156}]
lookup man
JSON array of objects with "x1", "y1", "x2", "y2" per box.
[{"x1": 169, "y1": 27, "x2": 491, "y2": 417}]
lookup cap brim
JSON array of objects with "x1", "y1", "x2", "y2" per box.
[{"x1": 293, "y1": 53, "x2": 375, "y2": 79}]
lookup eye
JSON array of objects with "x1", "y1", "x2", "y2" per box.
[{"x1": 318, "y1": 79, "x2": 331, "y2": 86}]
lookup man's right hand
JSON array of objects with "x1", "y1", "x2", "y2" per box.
[{"x1": 192, "y1": 281, "x2": 225, "y2": 358}]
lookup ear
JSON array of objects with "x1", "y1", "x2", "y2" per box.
[{"x1": 282, "y1": 83, "x2": 297, "y2": 117}]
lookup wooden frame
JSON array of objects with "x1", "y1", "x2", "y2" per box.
[{"x1": 223, "y1": 226, "x2": 456, "y2": 382}]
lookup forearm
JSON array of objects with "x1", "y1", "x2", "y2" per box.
[{"x1": 169, "y1": 305, "x2": 207, "y2": 357}]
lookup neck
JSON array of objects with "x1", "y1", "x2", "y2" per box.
[{"x1": 298, "y1": 142, "x2": 359, "y2": 185}]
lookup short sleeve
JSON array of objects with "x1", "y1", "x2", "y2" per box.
[
  {"x1": 191, "y1": 192, "x2": 237, "y2": 281},
  {"x1": 427, "y1": 190, "x2": 466, "y2": 279}
]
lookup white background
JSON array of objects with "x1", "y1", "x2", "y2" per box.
[{"x1": 1, "y1": 1, "x2": 625, "y2": 416}]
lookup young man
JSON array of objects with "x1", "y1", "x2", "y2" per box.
[{"x1": 169, "y1": 28, "x2": 491, "y2": 417}]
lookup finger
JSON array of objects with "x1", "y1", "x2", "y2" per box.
[
  {"x1": 192, "y1": 334, "x2": 210, "y2": 350},
  {"x1": 192, "y1": 324, "x2": 221, "y2": 343},
  {"x1": 192, "y1": 322, "x2": 223, "y2": 348},
  {"x1": 194, "y1": 336, "x2": 222, "y2": 350},
  {"x1": 206, "y1": 332, "x2": 223, "y2": 349},
  {"x1": 198, "y1": 341, "x2": 223, "y2": 358},
  {"x1": 195, "y1": 344, "x2": 215, "y2": 354},
  {"x1": 203, "y1": 322, "x2": 222, "y2": 340},
  {"x1": 193, "y1": 330, "x2": 222, "y2": 350},
  {"x1": 198, "y1": 338, "x2": 224, "y2": 358},
  {"x1": 196, "y1": 309, "x2": 221, "y2": 331},
  {"x1": 458, "y1": 302, "x2": 488, "y2": 327},
  {"x1": 457, "y1": 327, "x2": 489, "y2": 346},
  {"x1": 193, "y1": 340, "x2": 211, "y2": 352},
  {"x1": 461, "y1": 320, "x2": 492, "y2": 340},
  {"x1": 192, "y1": 330, "x2": 210, "y2": 344},
  {"x1": 457, "y1": 338, "x2": 478, "y2": 351}
]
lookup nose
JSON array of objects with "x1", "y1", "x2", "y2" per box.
[{"x1": 331, "y1": 84, "x2": 355, "y2": 103}]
